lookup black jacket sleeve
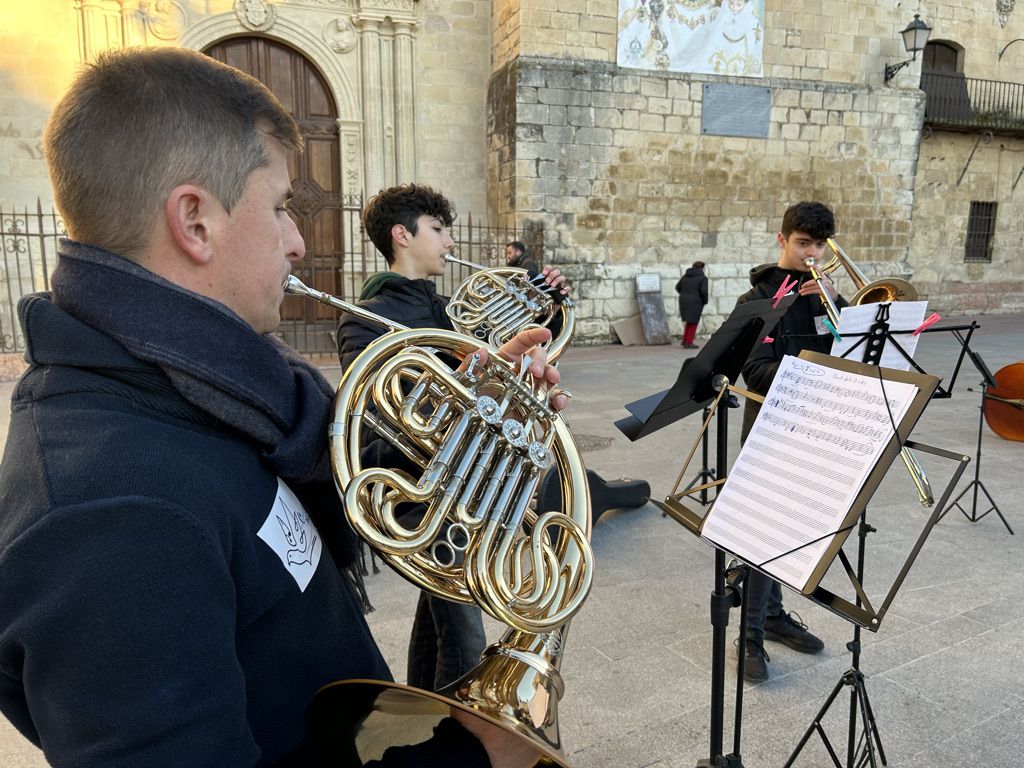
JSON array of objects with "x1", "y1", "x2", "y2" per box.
[{"x1": 338, "y1": 315, "x2": 385, "y2": 372}]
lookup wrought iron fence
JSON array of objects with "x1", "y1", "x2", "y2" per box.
[
  {"x1": 0, "y1": 199, "x2": 520, "y2": 356},
  {"x1": 922, "y1": 71, "x2": 1024, "y2": 132},
  {"x1": 0, "y1": 201, "x2": 64, "y2": 353}
]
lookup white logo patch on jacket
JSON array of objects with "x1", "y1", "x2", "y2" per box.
[{"x1": 257, "y1": 479, "x2": 322, "y2": 592}]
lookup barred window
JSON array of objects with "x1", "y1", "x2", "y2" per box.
[{"x1": 964, "y1": 202, "x2": 996, "y2": 263}]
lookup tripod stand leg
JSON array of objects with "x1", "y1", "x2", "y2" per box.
[
  {"x1": 942, "y1": 381, "x2": 1013, "y2": 534},
  {"x1": 978, "y1": 480, "x2": 1014, "y2": 534},
  {"x1": 850, "y1": 670, "x2": 886, "y2": 768},
  {"x1": 782, "y1": 673, "x2": 849, "y2": 768}
]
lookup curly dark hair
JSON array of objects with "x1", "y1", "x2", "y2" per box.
[
  {"x1": 780, "y1": 202, "x2": 835, "y2": 241},
  {"x1": 362, "y1": 184, "x2": 456, "y2": 264}
]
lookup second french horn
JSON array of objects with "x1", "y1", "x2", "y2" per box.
[{"x1": 444, "y1": 254, "x2": 576, "y2": 363}]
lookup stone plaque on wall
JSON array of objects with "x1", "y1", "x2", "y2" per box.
[{"x1": 701, "y1": 83, "x2": 771, "y2": 138}]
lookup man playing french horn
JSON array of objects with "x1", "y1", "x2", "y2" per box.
[
  {"x1": 0, "y1": 47, "x2": 557, "y2": 768},
  {"x1": 336, "y1": 184, "x2": 572, "y2": 695}
]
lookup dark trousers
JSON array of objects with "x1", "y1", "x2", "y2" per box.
[
  {"x1": 743, "y1": 568, "x2": 784, "y2": 642},
  {"x1": 406, "y1": 591, "x2": 487, "y2": 691}
]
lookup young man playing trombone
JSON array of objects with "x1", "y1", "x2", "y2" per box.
[{"x1": 733, "y1": 201, "x2": 844, "y2": 682}]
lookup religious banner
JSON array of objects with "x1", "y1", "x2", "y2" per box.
[{"x1": 617, "y1": 0, "x2": 765, "y2": 77}]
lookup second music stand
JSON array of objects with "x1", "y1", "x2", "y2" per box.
[
  {"x1": 616, "y1": 293, "x2": 797, "y2": 768},
  {"x1": 939, "y1": 340, "x2": 1012, "y2": 534}
]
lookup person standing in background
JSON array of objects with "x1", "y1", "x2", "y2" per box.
[
  {"x1": 675, "y1": 261, "x2": 708, "y2": 348},
  {"x1": 505, "y1": 240, "x2": 540, "y2": 275}
]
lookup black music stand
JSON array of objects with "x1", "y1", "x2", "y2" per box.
[
  {"x1": 638, "y1": 347, "x2": 969, "y2": 768},
  {"x1": 939, "y1": 344, "x2": 1012, "y2": 534},
  {"x1": 616, "y1": 292, "x2": 796, "y2": 768}
]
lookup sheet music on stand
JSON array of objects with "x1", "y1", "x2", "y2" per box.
[
  {"x1": 700, "y1": 353, "x2": 923, "y2": 595},
  {"x1": 830, "y1": 301, "x2": 928, "y2": 371}
]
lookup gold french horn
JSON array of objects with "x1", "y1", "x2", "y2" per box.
[
  {"x1": 444, "y1": 254, "x2": 576, "y2": 364},
  {"x1": 284, "y1": 275, "x2": 593, "y2": 767}
]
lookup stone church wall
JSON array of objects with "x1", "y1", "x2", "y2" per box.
[{"x1": 487, "y1": 0, "x2": 1024, "y2": 342}]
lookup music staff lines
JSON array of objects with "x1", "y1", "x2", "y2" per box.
[
  {"x1": 745, "y1": 436, "x2": 864, "y2": 473},
  {"x1": 721, "y1": 479, "x2": 832, "y2": 533},
  {"x1": 780, "y1": 370, "x2": 900, "y2": 409},
  {"x1": 704, "y1": 517, "x2": 810, "y2": 581},
  {"x1": 773, "y1": 384, "x2": 892, "y2": 424},
  {"x1": 735, "y1": 456, "x2": 850, "y2": 500},
  {"x1": 744, "y1": 439, "x2": 861, "y2": 483},
  {"x1": 760, "y1": 412, "x2": 874, "y2": 456},
  {"x1": 764, "y1": 398, "x2": 887, "y2": 441}
]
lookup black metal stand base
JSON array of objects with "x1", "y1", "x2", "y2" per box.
[
  {"x1": 783, "y1": 665, "x2": 886, "y2": 768},
  {"x1": 939, "y1": 382, "x2": 1012, "y2": 535},
  {"x1": 696, "y1": 755, "x2": 745, "y2": 768},
  {"x1": 947, "y1": 479, "x2": 1012, "y2": 533},
  {"x1": 785, "y1": 516, "x2": 887, "y2": 768}
]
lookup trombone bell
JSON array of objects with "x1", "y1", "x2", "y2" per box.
[{"x1": 850, "y1": 278, "x2": 917, "y2": 305}]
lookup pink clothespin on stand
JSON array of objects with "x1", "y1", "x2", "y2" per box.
[
  {"x1": 912, "y1": 312, "x2": 941, "y2": 336},
  {"x1": 771, "y1": 275, "x2": 799, "y2": 309}
]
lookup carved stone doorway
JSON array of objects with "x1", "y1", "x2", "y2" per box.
[{"x1": 205, "y1": 36, "x2": 354, "y2": 352}]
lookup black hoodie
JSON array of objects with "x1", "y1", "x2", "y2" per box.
[
  {"x1": 735, "y1": 263, "x2": 847, "y2": 438},
  {"x1": 336, "y1": 273, "x2": 454, "y2": 371}
]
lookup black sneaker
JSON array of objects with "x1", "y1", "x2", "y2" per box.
[
  {"x1": 764, "y1": 611, "x2": 824, "y2": 654},
  {"x1": 736, "y1": 637, "x2": 769, "y2": 683}
]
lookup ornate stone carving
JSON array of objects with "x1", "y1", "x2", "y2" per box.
[
  {"x1": 325, "y1": 17, "x2": 357, "y2": 53},
  {"x1": 342, "y1": 128, "x2": 361, "y2": 192},
  {"x1": 362, "y1": 0, "x2": 416, "y2": 13},
  {"x1": 997, "y1": 0, "x2": 1015, "y2": 28},
  {"x1": 138, "y1": 0, "x2": 187, "y2": 41},
  {"x1": 234, "y1": 0, "x2": 277, "y2": 31}
]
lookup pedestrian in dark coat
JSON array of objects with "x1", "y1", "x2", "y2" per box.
[{"x1": 675, "y1": 261, "x2": 708, "y2": 348}]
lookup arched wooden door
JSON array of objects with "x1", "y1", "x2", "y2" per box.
[{"x1": 205, "y1": 37, "x2": 353, "y2": 352}]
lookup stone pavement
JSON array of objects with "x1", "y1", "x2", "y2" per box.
[{"x1": 1, "y1": 314, "x2": 1022, "y2": 767}]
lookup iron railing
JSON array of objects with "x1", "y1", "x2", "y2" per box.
[
  {"x1": 0, "y1": 199, "x2": 520, "y2": 356},
  {"x1": 0, "y1": 201, "x2": 64, "y2": 353},
  {"x1": 922, "y1": 71, "x2": 1024, "y2": 133}
]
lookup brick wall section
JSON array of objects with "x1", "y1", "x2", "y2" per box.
[
  {"x1": 492, "y1": 0, "x2": 520, "y2": 73},
  {"x1": 491, "y1": 56, "x2": 925, "y2": 343}
]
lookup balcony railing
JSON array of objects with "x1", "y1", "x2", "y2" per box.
[{"x1": 922, "y1": 71, "x2": 1024, "y2": 133}]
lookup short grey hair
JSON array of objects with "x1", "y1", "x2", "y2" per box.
[{"x1": 44, "y1": 46, "x2": 302, "y2": 257}]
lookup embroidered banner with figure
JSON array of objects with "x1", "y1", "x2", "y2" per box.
[{"x1": 617, "y1": 0, "x2": 764, "y2": 76}]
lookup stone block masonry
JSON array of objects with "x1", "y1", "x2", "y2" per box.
[{"x1": 488, "y1": 56, "x2": 925, "y2": 344}]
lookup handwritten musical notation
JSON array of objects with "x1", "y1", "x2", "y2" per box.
[{"x1": 701, "y1": 355, "x2": 919, "y2": 593}]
